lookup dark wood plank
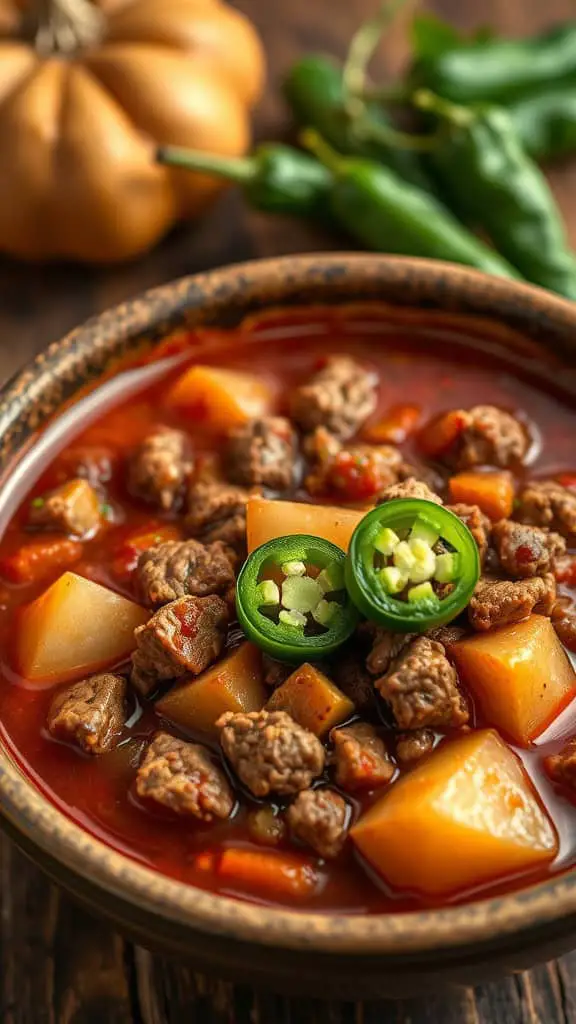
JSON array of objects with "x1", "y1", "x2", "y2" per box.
[{"x1": 3, "y1": 0, "x2": 576, "y2": 1021}]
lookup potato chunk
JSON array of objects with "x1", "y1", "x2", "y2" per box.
[
  {"x1": 156, "y1": 642, "x2": 266, "y2": 736},
  {"x1": 351, "y1": 729, "x2": 557, "y2": 898},
  {"x1": 16, "y1": 572, "x2": 149, "y2": 687},
  {"x1": 246, "y1": 497, "x2": 365, "y2": 553},
  {"x1": 451, "y1": 615, "x2": 576, "y2": 745},
  {"x1": 266, "y1": 663, "x2": 354, "y2": 737},
  {"x1": 165, "y1": 366, "x2": 273, "y2": 430}
]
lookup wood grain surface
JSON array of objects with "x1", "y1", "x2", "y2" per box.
[{"x1": 2, "y1": 0, "x2": 576, "y2": 1020}]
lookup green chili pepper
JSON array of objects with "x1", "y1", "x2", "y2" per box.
[
  {"x1": 415, "y1": 92, "x2": 576, "y2": 300},
  {"x1": 506, "y1": 87, "x2": 576, "y2": 162},
  {"x1": 411, "y1": 23, "x2": 576, "y2": 106},
  {"x1": 156, "y1": 143, "x2": 331, "y2": 218},
  {"x1": 236, "y1": 535, "x2": 358, "y2": 662},
  {"x1": 302, "y1": 130, "x2": 520, "y2": 280},
  {"x1": 345, "y1": 499, "x2": 480, "y2": 633},
  {"x1": 284, "y1": 55, "x2": 433, "y2": 193}
]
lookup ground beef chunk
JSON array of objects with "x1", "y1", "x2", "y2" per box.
[
  {"x1": 446, "y1": 503, "x2": 492, "y2": 564},
  {"x1": 545, "y1": 738, "x2": 576, "y2": 791},
  {"x1": 455, "y1": 405, "x2": 527, "y2": 469},
  {"x1": 517, "y1": 481, "x2": 576, "y2": 541},
  {"x1": 287, "y1": 788, "x2": 349, "y2": 859},
  {"x1": 551, "y1": 600, "x2": 576, "y2": 651},
  {"x1": 426, "y1": 624, "x2": 467, "y2": 646},
  {"x1": 378, "y1": 477, "x2": 442, "y2": 505},
  {"x1": 395, "y1": 728, "x2": 435, "y2": 766},
  {"x1": 375, "y1": 636, "x2": 469, "y2": 730},
  {"x1": 129, "y1": 427, "x2": 192, "y2": 512},
  {"x1": 262, "y1": 655, "x2": 291, "y2": 689},
  {"x1": 468, "y1": 574, "x2": 556, "y2": 632},
  {"x1": 492, "y1": 519, "x2": 565, "y2": 578},
  {"x1": 47, "y1": 673, "x2": 126, "y2": 754},
  {"x1": 137, "y1": 539, "x2": 236, "y2": 608},
  {"x1": 331, "y1": 722, "x2": 393, "y2": 792},
  {"x1": 226, "y1": 417, "x2": 298, "y2": 491},
  {"x1": 29, "y1": 478, "x2": 101, "y2": 537},
  {"x1": 136, "y1": 732, "x2": 233, "y2": 820},
  {"x1": 186, "y1": 479, "x2": 253, "y2": 552},
  {"x1": 331, "y1": 650, "x2": 376, "y2": 713},
  {"x1": 131, "y1": 594, "x2": 228, "y2": 695},
  {"x1": 290, "y1": 356, "x2": 377, "y2": 441},
  {"x1": 217, "y1": 709, "x2": 325, "y2": 797},
  {"x1": 52, "y1": 444, "x2": 117, "y2": 490},
  {"x1": 366, "y1": 630, "x2": 413, "y2": 677}
]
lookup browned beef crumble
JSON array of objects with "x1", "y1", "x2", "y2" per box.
[
  {"x1": 455, "y1": 405, "x2": 527, "y2": 469},
  {"x1": 131, "y1": 594, "x2": 228, "y2": 696},
  {"x1": 186, "y1": 479, "x2": 254, "y2": 552},
  {"x1": 395, "y1": 728, "x2": 435, "y2": 766},
  {"x1": 226, "y1": 416, "x2": 298, "y2": 490},
  {"x1": 517, "y1": 481, "x2": 576, "y2": 541},
  {"x1": 29, "y1": 478, "x2": 101, "y2": 537},
  {"x1": 128, "y1": 427, "x2": 192, "y2": 512},
  {"x1": 217, "y1": 709, "x2": 325, "y2": 797},
  {"x1": 47, "y1": 673, "x2": 126, "y2": 754},
  {"x1": 492, "y1": 519, "x2": 565, "y2": 578},
  {"x1": 545, "y1": 738, "x2": 576, "y2": 791},
  {"x1": 331, "y1": 649, "x2": 376, "y2": 713},
  {"x1": 426, "y1": 624, "x2": 467, "y2": 647},
  {"x1": 290, "y1": 356, "x2": 377, "y2": 440},
  {"x1": 137, "y1": 539, "x2": 236, "y2": 608},
  {"x1": 287, "y1": 788, "x2": 349, "y2": 859},
  {"x1": 262, "y1": 655, "x2": 292, "y2": 689},
  {"x1": 375, "y1": 636, "x2": 469, "y2": 731},
  {"x1": 331, "y1": 722, "x2": 394, "y2": 792},
  {"x1": 468, "y1": 574, "x2": 556, "y2": 631},
  {"x1": 378, "y1": 477, "x2": 443, "y2": 505},
  {"x1": 446, "y1": 503, "x2": 492, "y2": 564},
  {"x1": 366, "y1": 630, "x2": 413, "y2": 677},
  {"x1": 136, "y1": 732, "x2": 234, "y2": 820}
]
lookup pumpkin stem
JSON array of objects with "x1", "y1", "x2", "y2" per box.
[{"x1": 22, "y1": 0, "x2": 105, "y2": 55}]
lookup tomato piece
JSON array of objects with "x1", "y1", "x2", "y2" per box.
[{"x1": 419, "y1": 410, "x2": 468, "y2": 458}]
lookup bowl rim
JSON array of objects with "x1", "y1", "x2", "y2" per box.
[{"x1": 2, "y1": 252, "x2": 576, "y2": 959}]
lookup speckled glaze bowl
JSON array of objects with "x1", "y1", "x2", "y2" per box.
[{"x1": 1, "y1": 254, "x2": 576, "y2": 999}]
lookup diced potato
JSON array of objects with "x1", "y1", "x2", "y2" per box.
[
  {"x1": 247, "y1": 497, "x2": 365, "y2": 553},
  {"x1": 351, "y1": 729, "x2": 557, "y2": 898},
  {"x1": 16, "y1": 571, "x2": 149, "y2": 687},
  {"x1": 164, "y1": 365, "x2": 273, "y2": 430},
  {"x1": 266, "y1": 663, "x2": 354, "y2": 736},
  {"x1": 449, "y1": 471, "x2": 514, "y2": 520},
  {"x1": 451, "y1": 615, "x2": 576, "y2": 745},
  {"x1": 156, "y1": 642, "x2": 266, "y2": 736}
]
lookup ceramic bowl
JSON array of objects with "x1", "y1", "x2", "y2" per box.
[{"x1": 1, "y1": 254, "x2": 576, "y2": 999}]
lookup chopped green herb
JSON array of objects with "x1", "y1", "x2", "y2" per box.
[
  {"x1": 100, "y1": 503, "x2": 113, "y2": 520},
  {"x1": 31, "y1": 497, "x2": 45, "y2": 509}
]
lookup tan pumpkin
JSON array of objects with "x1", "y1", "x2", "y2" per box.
[{"x1": 0, "y1": 0, "x2": 264, "y2": 261}]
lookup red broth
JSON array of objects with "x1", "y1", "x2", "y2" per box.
[{"x1": 1, "y1": 307, "x2": 576, "y2": 913}]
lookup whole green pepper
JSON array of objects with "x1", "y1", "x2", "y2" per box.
[
  {"x1": 412, "y1": 22, "x2": 576, "y2": 105},
  {"x1": 302, "y1": 131, "x2": 519, "y2": 280},
  {"x1": 507, "y1": 87, "x2": 576, "y2": 162},
  {"x1": 284, "y1": 55, "x2": 433, "y2": 193},
  {"x1": 156, "y1": 143, "x2": 331, "y2": 218},
  {"x1": 416, "y1": 93, "x2": 576, "y2": 299}
]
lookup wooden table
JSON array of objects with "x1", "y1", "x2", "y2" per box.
[{"x1": 2, "y1": 0, "x2": 576, "y2": 1020}]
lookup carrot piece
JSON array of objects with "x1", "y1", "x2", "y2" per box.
[
  {"x1": 449, "y1": 471, "x2": 514, "y2": 520},
  {"x1": 363, "y1": 404, "x2": 421, "y2": 444},
  {"x1": 164, "y1": 366, "x2": 273, "y2": 430},
  {"x1": 217, "y1": 848, "x2": 319, "y2": 900},
  {"x1": 418, "y1": 410, "x2": 468, "y2": 457},
  {"x1": 0, "y1": 537, "x2": 83, "y2": 585}
]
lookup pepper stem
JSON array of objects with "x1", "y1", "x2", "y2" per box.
[
  {"x1": 412, "y1": 89, "x2": 474, "y2": 127},
  {"x1": 22, "y1": 0, "x2": 105, "y2": 54},
  {"x1": 300, "y1": 130, "x2": 345, "y2": 175},
  {"x1": 342, "y1": 0, "x2": 409, "y2": 116},
  {"x1": 156, "y1": 145, "x2": 257, "y2": 185}
]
